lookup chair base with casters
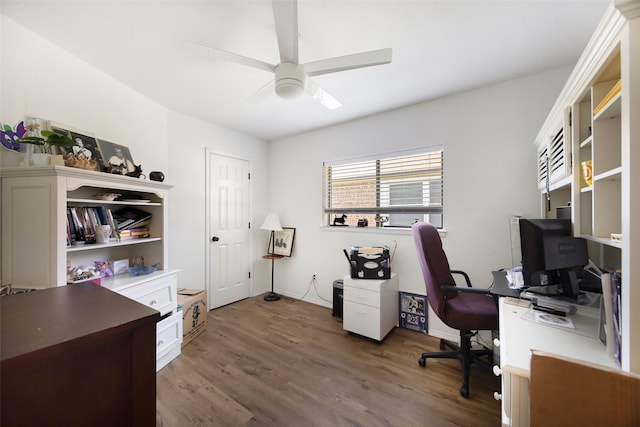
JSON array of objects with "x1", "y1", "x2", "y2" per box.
[
  {"x1": 411, "y1": 221, "x2": 499, "y2": 399},
  {"x1": 418, "y1": 329, "x2": 493, "y2": 398}
]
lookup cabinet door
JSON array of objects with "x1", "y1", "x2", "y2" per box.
[
  {"x1": 1, "y1": 176, "x2": 66, "y2": 288},
  {"x1": 538, "y1": 111, "x2": 571, "y2": 191}
]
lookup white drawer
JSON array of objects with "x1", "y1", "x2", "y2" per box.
[
  {"x1": 119, "y1": 274, "x2": 177, "y2": 316},
  {"x1": 344, "y1": 276, "x2": 385, "y2": 292},
  {"x1": 156, "y1": 311, "x2": 182, "y2": 371},
  {"x1": 343, "y1": 301, "x2": 382, "y2": 339},
  {"x1": 344, "y1": 286, "x2": 381, "y2": 308}
]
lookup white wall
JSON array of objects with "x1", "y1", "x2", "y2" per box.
[
  {"x1": 166, "y1": 111, "x2": 270, "y2": 295},
  {"x1": 1, "y1": 15, "x2": 271, "y2": 299},
  {"x1": 268, "y1": 68, "x2": 570, "y2": 340},
  {"x1": 0, "y1": 16, "x2": 168, "y2": 172}
]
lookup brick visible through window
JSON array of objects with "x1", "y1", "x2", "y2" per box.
[{"x1": 323, "y1": 147, "x2": 443, "y2": 228}]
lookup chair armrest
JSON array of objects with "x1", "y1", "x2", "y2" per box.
[
  {"x1": 440, "y1": 285, "x2": 492, "y2": 295},
  {"x1": 451, "y1": 270, "x2": 472, "y2": 287}
]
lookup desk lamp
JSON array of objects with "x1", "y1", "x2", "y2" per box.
[{"x1": 260, "y1": 213, "x2": 283, "y2": 301}]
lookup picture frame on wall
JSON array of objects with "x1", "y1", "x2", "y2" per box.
[
  {"x1": 96, "y1": 139, "x2": 136, "y2": 175},
  {"x1": 49, "y1": 121, "x2": 103, "y2": 171},
  {"x1": 268, "y1": 227, "x2": 296, "y2": 257}
]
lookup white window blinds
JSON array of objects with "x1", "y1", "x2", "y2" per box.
[{"x1": 323, "y1": 146, "x2": 443, "y2": 227}]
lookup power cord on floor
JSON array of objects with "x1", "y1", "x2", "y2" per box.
[{"x1": 300, "y1": 276, "x2": 331, "y2": 304}]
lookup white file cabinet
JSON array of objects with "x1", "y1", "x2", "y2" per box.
[{"x1": 343, "y1": 273, "x2": 399, "y2": 341}]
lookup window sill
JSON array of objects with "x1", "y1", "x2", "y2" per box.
[{"x1": 320, "y1": 225, "x2": 447, "y2": 236}]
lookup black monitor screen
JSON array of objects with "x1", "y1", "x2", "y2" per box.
[{"x1": 519, "y1": 218, "x2": 588, "y2": 298}]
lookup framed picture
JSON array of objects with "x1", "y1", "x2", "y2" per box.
[
  {"x1": 96, "y1": 139, "x2": 136, "y2": 175},
  {"x1": 49, "y1": 121, "x2": 103, "y2": 171},
  {"x1": 268, "y1": 227, "x2": 296, "y2": 257}
]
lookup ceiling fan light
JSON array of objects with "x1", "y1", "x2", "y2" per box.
[
  {"x1": 275, "y1": 79, "x2": 305, "y2": 99},
  {"x1": 274, "y1": 62, "x2": 307, "y2": 100}
]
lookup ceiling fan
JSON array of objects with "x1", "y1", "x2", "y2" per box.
[{"x1": 190, "y1": 0, "x2": 392, "y2": 109}]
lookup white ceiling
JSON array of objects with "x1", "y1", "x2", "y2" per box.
[{"x1": 1, "y1": 0, "x2": 610, "y2": 141}]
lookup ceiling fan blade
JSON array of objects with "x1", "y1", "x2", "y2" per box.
[
  {"x1": 305, "y1": 48, "x2": 392, "y2": 77},
  {"x1": 247, "y1": 80, "x2": 275, "y2": 104},
  {"x1": 272, "y1": 0, "x2": 299, "y2": 64},
  {"x1": 185, "y1": 41, "x2": 275, "y2": 73},
  {"x1": 306, "y1": 78, "x2": 342, "y2": 110}
]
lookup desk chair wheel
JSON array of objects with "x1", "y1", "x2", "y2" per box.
[
  {"x1": 460, "y1": 386, "x2": 469, "y2": 398},
  {"x1": 418, "y1": 356, "x2": 426, "y2": 367}
]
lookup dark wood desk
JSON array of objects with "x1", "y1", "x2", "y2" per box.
[{"x1": 1, "y1": 283, "x2": 160, "y2": 427}]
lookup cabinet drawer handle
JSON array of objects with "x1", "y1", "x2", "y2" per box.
[
  {"x1": 149, "y1": 299, "x2": 157, "y2": 306},
  {"x1": 157, "y1": 340, "x2": 165, "y2": 347},
  {"x1": 494, "y1": 392, "x2": 502, "y2": 401}
]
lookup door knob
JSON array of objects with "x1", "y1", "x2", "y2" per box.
[{"x1": 212, "y1": 236, "x2": 220, "y2": 242}]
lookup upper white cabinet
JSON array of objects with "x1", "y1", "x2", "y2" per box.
[
  {"x1": 536, "y1": 109, "x2": 572, "y2": 193},
  {"x1": 1, "y1": 165, "x2": 181, "y2": 370},
  {"x1": 534, "y1": 0, "x2": 640, "y2": 373},
  {"x1": 1, "y1": 165, "x2": 172, "y2": 289}
]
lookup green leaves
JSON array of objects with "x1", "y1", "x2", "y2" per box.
[
  {"x1": 18, "y1": 130, "x2": 74, "y2": 150},
  {"x1": 41, "y1": 130, "x2": 74, "y2": 148}
]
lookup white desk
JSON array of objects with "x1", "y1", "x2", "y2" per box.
[{"x1": 497, "y1": 297, "x2": 618, "y2": 426}]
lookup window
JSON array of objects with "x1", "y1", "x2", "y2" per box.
[{"x1": 323, "y1": 146, "x2": 443, "y2": 228}]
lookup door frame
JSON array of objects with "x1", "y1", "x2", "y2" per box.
[{"x1": 204, "y1": 148, "x2": 253, "y2": 307}]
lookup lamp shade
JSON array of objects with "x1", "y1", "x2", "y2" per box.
[{"x1": 260, "y1": 213, "x2": 282, "y2": 231}]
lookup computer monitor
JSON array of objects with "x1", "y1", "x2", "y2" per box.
[{"x1": 519, "y1": 218, "x2": 589, "y2": 299}]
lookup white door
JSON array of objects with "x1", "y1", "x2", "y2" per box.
[{"x1": 206, "y1": 152, "x2": 251, "y2": 309}]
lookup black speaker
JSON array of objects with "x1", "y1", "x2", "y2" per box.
[{"x1": 149, "y1": 171, "x2": 165, "y2": 182}]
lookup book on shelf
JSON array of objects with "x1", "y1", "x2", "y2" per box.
[
  {"x1": 105, "y1": 208, "x2": 119, "y2": 240},
  {"x1": 119, "y1": 226, "x2": 151, "y2": 240},
  {"x1": 112, "y1": 207, "x2": 152, "y2": 231},
  {"x1": 66, "y1": 206, "x2": 120, "y2": 245},
  {"x1": 68, "y1": 207, "x2": 86, "y2": 243},
  {"x1": 593, "y1": 79, "x2": 621, "y2": 115}
]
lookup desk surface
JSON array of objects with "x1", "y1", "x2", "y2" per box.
[
  {"x1": 1, "y1": 283, "x2": 159, "y2": 361},
  {"x1": 498, "y1": 297, "x2": 617, "y2": 377},
  {"x1": 490, "y1": 270, "x2": 523, "y2": 298}
]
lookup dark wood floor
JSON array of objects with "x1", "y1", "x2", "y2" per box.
[{"x1": 156, "y1": 295, "x2": 500, "y2": 426}]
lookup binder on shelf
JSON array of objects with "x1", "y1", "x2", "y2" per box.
[
  {"x1": 611, "y1": 271, "x2": 622, "y2": 365},
  {"x1": 602, "y1": 271, "x2": 622, "y2": 365},
  {"x1": 601, "y1": 273, "x2": 615, "y2": 359}
]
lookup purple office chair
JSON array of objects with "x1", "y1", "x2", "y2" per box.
[{"x1": 411, "y1": 222, "x2": 498, "y2": 398}]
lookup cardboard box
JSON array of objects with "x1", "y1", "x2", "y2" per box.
[
  {"x1": 108, "y1": 259, "x2": 129, "y2": 275},
  {"x1": 177, "y1": 288, "x2": 207, "y2": 347},
  {"x1": 530, "y1": 350, "x2": 640, "y2": 426}
]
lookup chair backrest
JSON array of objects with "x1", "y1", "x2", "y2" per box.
[{"x1": 411, "y1": 222, "x2": 458, "y2": 321}]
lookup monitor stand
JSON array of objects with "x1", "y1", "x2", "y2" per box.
[{"x1": 524, "y1": 285, "x2": 561, "y2": 296}]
